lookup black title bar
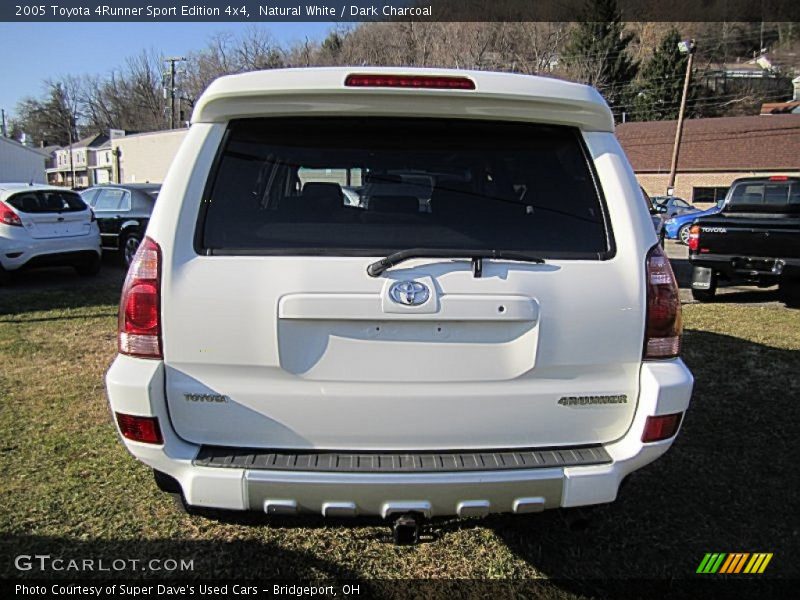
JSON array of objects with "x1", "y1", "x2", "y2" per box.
[{"x1": 3, "y1": 0, "x2": 800, "y2": 22}]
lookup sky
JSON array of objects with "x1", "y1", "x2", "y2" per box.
[{"x1": 0, "y1": 21, "x2": 333, "y2": 120}]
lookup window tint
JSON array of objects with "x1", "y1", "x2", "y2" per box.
[
  {"x1": 692, "y1": 187, "x2": 728, "y2": 204},
  {"x1": 199, "y1": 118, "x2": 611, "y2": 258},
  {"x1": 81, "y1": 188, "x2": 101, "y2": 207},
  {"x1": 7, "y1": 190, "x2": 86, "y2": 213},
  {"x1": 94, "y1": 188, "x2": 130, "y2": 212},
  {"x1": 727, "y1": 181, "x2": 797, "y2": 212},
  {"x1": 790, "y1": 184, "x2": 800, "y2": 206},
  {"x1": 764, "y1": 184, "x2": 789, "y2": 205}
]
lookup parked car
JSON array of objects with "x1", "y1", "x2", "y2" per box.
[
  {"x1": 0, "y1": 183, "x2": 101, "y2": 284},
  {"x1": 664, "y1": 196, "x2": 726, "y2": 244},
  {"x1": 105, "y1": 68, "x2": 693, "y2": 542},
  {"x1": 641, "y1": 186, "x2": 666, "y2": 244},
  {"x1": 81, "y1": 184, "x2": 160, "y2": 267},
  {"x1": 689, "y1": 176, "x2": 800, "y2": 306},
  {"x1": 650, "y1": 195, "x2": 698, "y2": 219}
]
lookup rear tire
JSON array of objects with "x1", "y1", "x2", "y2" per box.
[
  {"x1": 121, "y1": 232, "x2": 142, "y2": 268},
  {"x1": 74, "y1": 254, "x2": 101, "y2": 277},
  {"x1": 779, "y1": 279, "x2": 800, "y2": 308},
  {"x1": 678, "y1": 224, "x2": 691, "y2": 245}
]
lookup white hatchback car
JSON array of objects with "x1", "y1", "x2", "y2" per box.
[
  {"x1": 0, "y1": 184, "x2": 101, "y2": 283},
  {"x1": 106, "y1": 68, "x2": 693, "y2": 540}
]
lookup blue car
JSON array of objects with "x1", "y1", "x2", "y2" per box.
[{"x1": 664, "y1": 198, "x2": 726, "y2": 244}]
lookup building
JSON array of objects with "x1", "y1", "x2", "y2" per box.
[
  {"x1": 760, "y1": 76, "x2": 800, "y2": 115},
  {"x1": 88, "y1": 140, "x2": 114, "y2": 185},
  {"x1": 47, "y1": 133, "x2": 109, "y2": 188},
  {"x1": 112, "y1": 129, "x2": 187, "y2": 184},
  {"x1": 0, "y1": 136, "x2": 47, "y2": 183},
  {"x1": 617, "y1": 114, "x2": 800, "y2": 207}
]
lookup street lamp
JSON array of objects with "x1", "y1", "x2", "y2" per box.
[{"x1": 667, "y1": 39, "x2": 696, "y2": 197}]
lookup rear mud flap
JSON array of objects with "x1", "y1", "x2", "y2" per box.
[{"x1": 692, "y1": 266, "x2": 714, "y2": 289}]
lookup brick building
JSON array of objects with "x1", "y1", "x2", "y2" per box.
[{"x1": 617, "y1": 114, "x2": 800, "y2": 208}]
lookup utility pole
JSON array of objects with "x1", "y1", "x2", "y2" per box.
[
  {"x1": 1, "y1": 109, "x2": 7, "y2": 137},
  {"x1": 67, "y1": 115, "x2": 75, "y2": 188},
  {"x1": 164, "y1": 56, "x2": 186, "y2": 130},
  {"x1": 667, "y1": 39, "x2": 696, "y2": 196}
]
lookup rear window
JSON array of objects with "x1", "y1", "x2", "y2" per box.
[
  {"x1": 80, "y1": 188, "x2": 101, "y2": 207},
  {"x1": 198, "y1": 118, "x2": 612, "y2": 258},
  {"x1": 726, "y1": 181, "x2": 800, "y2": 213},
  {"x1": 93, "y1": 188, "x2": 131, "y2": 212},
  {"x1": 7, "y1": 190, "x2": 86, "y2": 213}
]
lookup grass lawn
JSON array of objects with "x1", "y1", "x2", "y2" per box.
[{"x1": 1, "y1": 276, "x2": 798, "y2": 592}]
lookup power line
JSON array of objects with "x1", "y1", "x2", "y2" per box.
[{"x1": 611, "y1": 90, "x2": 794, "y2": 112}]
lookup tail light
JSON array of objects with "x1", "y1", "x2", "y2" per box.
[
  {"x1": 645, "y1": 244, "x2": 682, "y2": 359},
  {"x1": 0, "y1": 201, "x2": 22, "y2": 227},
  {"x1": 115, "y1": 412, "x2": 163, "y2": 444},
  {"x1": 118, "y1": 236, "x2": 162, "y2": 358},
  {"x1": 344, "y1": 74, "x2": 476, "y2": 90},
  {"x1": 687, "y1": 224, "x2": 700, "y2": 252},
  {"x1": 642, "y1": 413, "x2": 683, "y2": 442}
]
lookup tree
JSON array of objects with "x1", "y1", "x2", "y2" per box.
[
  {"x1": 630, "y1": 29, "x2": 697, "y2": 121},
  {"x1": 14, "y1": 78, "x2": 82, "y2": 146},
  {"x1": 562, "y1": 0, "x2": 638, "y2": 119},
  {"x1": 505, "y1": 22, "x2": 567, "y2": 74}
]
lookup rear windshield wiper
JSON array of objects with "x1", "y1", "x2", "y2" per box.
[{"x1": 367, "y1": 248, "x2": 545, "y2": 278}]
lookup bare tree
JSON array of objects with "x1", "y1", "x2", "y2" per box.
[{"x1": 505, "y1": 22, "x2": 567, "y2": 74}]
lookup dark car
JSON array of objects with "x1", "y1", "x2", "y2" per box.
[
  {"x1": 80, "y1": 184, "x2": 160, "y2": 266},
  {"x1": 641, "y1": 186, "x2": 666, "y2": 244},
  {"x1": 689, "y1": 176, "x2": 800, "y2": 306}
]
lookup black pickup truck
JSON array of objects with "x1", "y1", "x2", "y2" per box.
[{"x1": 689, "y1": 176, "x2": 800, "y2": 307}]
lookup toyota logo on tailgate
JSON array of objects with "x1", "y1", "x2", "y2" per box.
[{"x1": 389, "y1": 281, "x2": 430, "y2": 306}]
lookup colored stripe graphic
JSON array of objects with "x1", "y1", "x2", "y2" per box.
[
  {"x1": 758, "y1": 553, "x2": 773, "y2": 573},
  {"x1": 733, "y1": 553, "x2": 750, "y2": 573},
  {"x1": 719, "y1": 554, "x2": 736, "y2": 574},
  {"x1": 698, "y1": 552, "x2": 773, "y2": 574},
  {"x1": 696, "y1": 553, "x2": 714, "y2": 573},
  {"x1": 744, "y1": 554, "x2": 760, "y2": 574},
  {"x1": 698, "y1": 553, "x2": 727, "y2": 573}
]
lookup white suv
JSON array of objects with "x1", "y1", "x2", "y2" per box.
[
  {"x1": 106, "y1": 68, "x2": 693, "y2": 532},
  {"x1": 0, "y1": 184, "x2": 101, "y2": 283}
]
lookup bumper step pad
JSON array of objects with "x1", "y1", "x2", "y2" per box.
[{"x1": 194, "y1": 445, "x2": 611, "y2": 473}]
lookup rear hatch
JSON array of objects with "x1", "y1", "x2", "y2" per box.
[
  {"x1": 6, "y1": 189, "x2": 92, "y2": 238},
  {"x1": 162, "y1": 117, "x2": 646, "y2": 451}
]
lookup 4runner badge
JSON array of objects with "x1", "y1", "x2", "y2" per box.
[{"x1": 558, "y1": 395, "x2": 628, "y2": 407}]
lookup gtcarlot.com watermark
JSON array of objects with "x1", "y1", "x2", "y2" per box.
[{"x1": 14, "y1": 554, "x2": 194, "y2": 573}]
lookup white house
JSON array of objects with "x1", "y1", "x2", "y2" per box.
[
  {"x1": 88, "y1": 140, "x2": 114, "y2": 185},
  {"x1": 48, "y1": 133, "x2": 109, "y2": 188},
  {"x1": 0, "y1": 137, "x2": 47, "y2": 183}
]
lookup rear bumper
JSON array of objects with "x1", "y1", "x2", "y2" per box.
[
  {"x1": 690, "y1": 253, "x2": 800, "y2": 281},
  {"x1": 105, "y1": 356, "x2": 693, "y2": 517},
  {"x1": 0, "y1": 226, "x2": 101, "y2": 271}
]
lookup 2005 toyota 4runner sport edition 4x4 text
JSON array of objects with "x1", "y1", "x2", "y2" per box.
[{"x1": 105, "y1": 68, "x2": 693, "y2": 537}]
